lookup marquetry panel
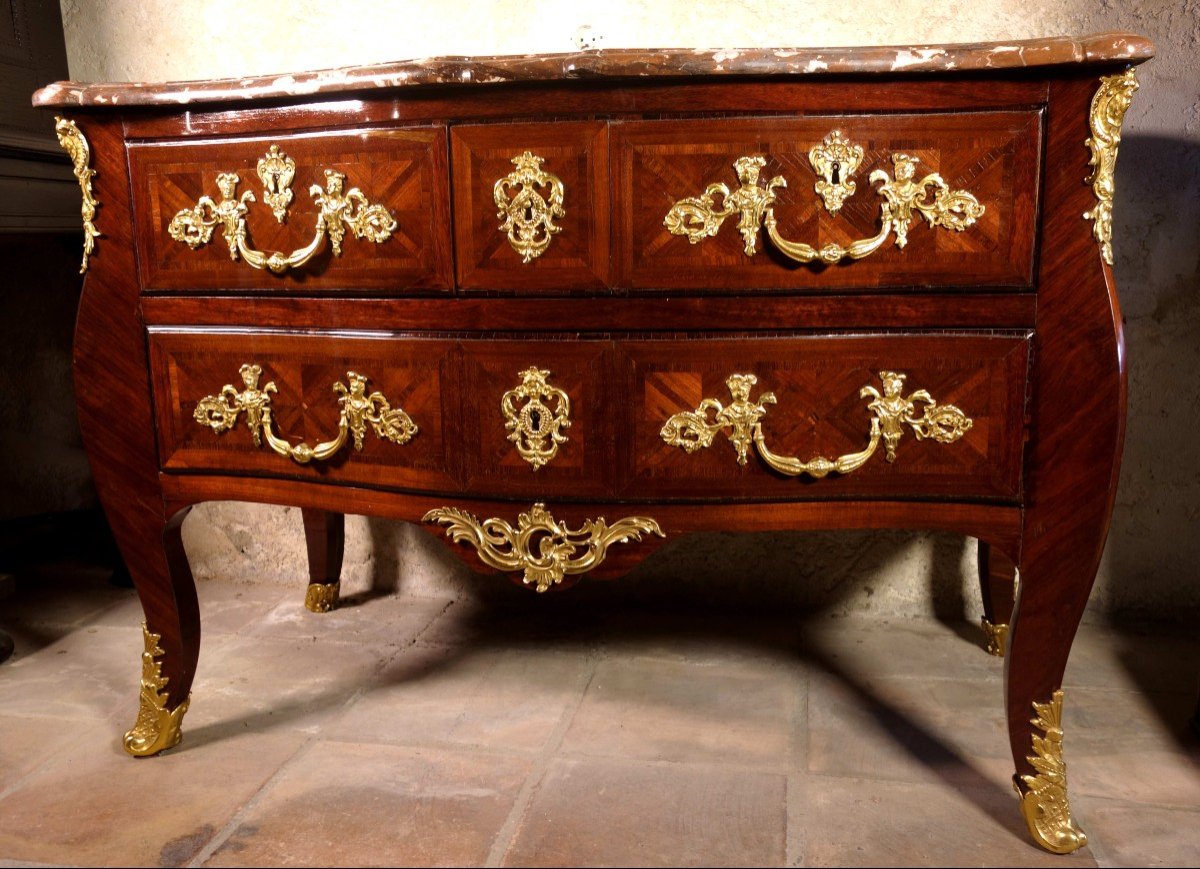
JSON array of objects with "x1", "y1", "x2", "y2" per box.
[
  {"x1": 614, "y1": 111, "x2": 1041, "y2": 291},
  {"x1": 129, "y1": 127, "x2": 452, "y2": 292},
  {"x1": 148, "y1": 330, "x2": 460, "y2": 491},
  {"x1": 452, "y1": 121, "x2": 609, "y2": 291},
  {"x1": 619, "y1": 333, "x2": 1030, "y2": 500},
  {"x1": 459, "y1": 339, "x2": 617, "y2": 498}
]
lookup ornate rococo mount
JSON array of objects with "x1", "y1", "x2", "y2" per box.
[
  {"x1": 167, "y1": 146, "x2": 397, "y2": 274},
  {"x1": 424, "y1": 503, "x2": 664, "y2": 593},
  {"x1": 662, "y1": 370, "x2": 973, "y2": 479},
  {"x1": 494, "y1": 151, "x2": 565, "y2": 262},
  {"x1": 502, "y1": 367, "x2": 571, "y2": 469},
  {"x1": 54, "y1": 117, "x2": 101, "y2": 273}
]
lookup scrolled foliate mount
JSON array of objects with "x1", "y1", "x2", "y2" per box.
[
  {"x1": 54, "y1": 117, "x2": 102, "y2": 274},
  {"x1": 664, "y1": 135, "x2": 985, "y2": 265},
  {"x1": 1018, "y1": 690, "x2": 1087, "y2": 854},
  {"x1": 661, "y1": 370, "x2": 972, "y2": 479},
  {"x1": 193, "y1": 364, "x2": 417, "y2": 465},
  {"x1": 123, "y1": 624, "x2": 189, "y2": 757},
  {"x1": 423, "y1": 503, "x2": 664, "y2": 593},
  {"x1": 167, "y1": 146, "x2": 397, "y2": 274},
  {"x1": 1084, "y1": 69, "x2": 1139, "y2": 266}
]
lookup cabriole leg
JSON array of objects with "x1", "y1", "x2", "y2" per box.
[{"x1": 123, "y1": 507, "x2": 199, "y2": 757}]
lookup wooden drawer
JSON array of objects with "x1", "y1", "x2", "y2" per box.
[
  {"x1": 619, "y1": 334, "x2": 1030, "y2": 501},
  {"x1": 151, "y1": 329, "x2": 1027, "y2": 504},
  {"x1": 614, "y1": 112, "x2": 1041, "y2": 292},
  {"x1": 148, "y1": 330, "x2": 459, "y2": 491},
  {"x1": 129, "y1": 127, "x2": 452, "y2": 293},
  {"x1": 451, "y1": 121, "x2": 609, "y2": 291}
]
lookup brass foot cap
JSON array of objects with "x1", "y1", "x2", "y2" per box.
[
  {"x1": 981, "y1": 617, "x2": 1008, "y2": 657},
  {"x1": 1018, "y1": 783, "x2": 1087, "y2": 854},
  {"x1": 123, "y1": 696, "x2": 189, "y2": 757},
  {"x1": 305, "y1": 581, "x2": 340, "y2": 613}
]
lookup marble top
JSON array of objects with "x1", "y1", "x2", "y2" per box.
[{"x1": 33, "y1": 32, "x2": 1153, "y2": 109}]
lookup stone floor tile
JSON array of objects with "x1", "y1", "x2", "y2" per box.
[
  {"x1": 246, "y1": 591, "x2": 452, "y2": 647},
  {"x1": 415, "y1": 596, "x2": 608, "y2": 652},
  {"x1": 0, "y1": 714, "x2": 95, "y2": 791},
  {"x1": 179, "y1": 634, "x2": 395, "y2": 741},
  {"x1": 807, "y1": 671, "x2": 1012, "y2": 790},
  {"x1": 0, "y1": 725, "x2": 304, "y2": 867},
  {"x1": 334, "y1": 644, "x2": 592, "y2": 752},
  {"x1": 1067, "y1": 688, "x2": 1200, "y2": 808},
  {"x1": 0, "y1": 569, "x2": 132, "y2": 630},
  {"x1": 799, "y1": 616, "x2": 1005, "y2": 684},
  {"x1": 202, "y1": 741, "x2": 530, "y2": 867},
  {"x1": 1071, "y1": 795, "x2": 1200, "y2": 867},
  {"x1": 0, "y1": 624, "x2": 140, "y2": 722},
  {"x1": 594, "y1": 610, "x2": 809, "y2": 672},
  {"x1": 502, "y1": 756, "x2": 787, "y2": 867},
  {"x1": 560, "y1": 655, "x2": 799, "y2": 769},
  {"x1": 1065, "y1": 623, "x2": 1200, "y2": 695},
  {"x1": 802, "y1": 775, "x2": 1097, "y2": 867},
  {"x1": 86, "y1": 580, "x2": 289, "y2": 636}
]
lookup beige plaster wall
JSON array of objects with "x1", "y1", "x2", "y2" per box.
[{"x1": 57, "y1": 0, "x2": 1200, "y2": 622}]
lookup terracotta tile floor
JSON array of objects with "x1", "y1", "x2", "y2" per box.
[{"x1": 1, "y1": 571, "x2": 1198, "y2": 867}]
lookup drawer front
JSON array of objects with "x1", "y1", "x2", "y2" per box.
[
  {"x1": 621, "y1": 334, "x2": 1029, "y2": 501},
  {"x1": 614, "y1": 112, "x2": 1041, "y2": 291},
  {"x1": 451, "y1": 121, "x2": 609, "y2": 291},
  {"x1": 130, "y1": 127, "x2": 452, "y2": 292},
  {"x1": 149, "y1": 330, "x2": 459, "y2": 491}
]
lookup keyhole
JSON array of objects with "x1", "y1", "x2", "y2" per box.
[
  {"x1": 524, "y1": 206, "x2": 535, "y2": 222},
  {"x1": 831, "y1": 162, "x2": 841, "y2": 185},
  {"x1": 529, "y1": 409, "x2": 542, "y2": 430}
]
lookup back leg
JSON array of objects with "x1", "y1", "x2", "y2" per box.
[
  {"x1": 302, "y1": 510, "x2": 345, "y2": 612},
  {"x1": 977, "y1": 540, "x2": 1017, "y2": 656}
]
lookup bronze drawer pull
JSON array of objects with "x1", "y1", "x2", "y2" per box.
[
  {"x1": 665, "y1": 144, "x2": 985, "y2": 265},
  {"x1": 661, "y1": 371, "x2": 972, "y2": 478},
  {"x1": 168, "y1": 148, "x2": 396, "y2": 274},
  {"x1": 193, "y1": 364, "x2": 417, "y2": 464}
]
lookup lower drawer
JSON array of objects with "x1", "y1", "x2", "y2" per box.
[
  {"x1": 149, "y1": 329, "x2": 1029, "y2": 502},
  {"x1": 620, "y1": 334, "x2": 1029, "y2": 501}
]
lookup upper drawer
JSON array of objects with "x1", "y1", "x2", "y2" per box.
[
  {"x1": 451, "y1": 121, "x2": 609, "y2": 292},
  {"x1": 613, "y1": 111, "x2": 1042, "y2": 292},
  {"x1": 129, "y1": 127, "x2": 452, "y2": 293}
]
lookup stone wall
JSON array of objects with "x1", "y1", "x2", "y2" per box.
[{"x1": 54, "y1": 0, "x2": 1200, "y2": 622}]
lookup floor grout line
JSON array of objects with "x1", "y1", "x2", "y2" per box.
[
  {"x1": 181, "y1": 597, "x2": 439, "y2": 868},
  {"x1": 184, "y1": 734, "x2": 320, "y2": 868},
  {"x1": 481, "y1": 650, "x2": 601, "y2": 869}
]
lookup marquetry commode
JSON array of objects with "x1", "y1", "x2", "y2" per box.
[{"x1": 35, "y1": 33, "x2": 1151, "y2": 854}]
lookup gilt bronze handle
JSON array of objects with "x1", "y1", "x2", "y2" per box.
[
  {"x1": 664, "y1": 140, "x2": 985, "y2": 265},
  {"x1": 193, "y1": 364, "x2": 417, "y2": 464},
  {"x1": 168, "y1": 147, "x2": 396, "y2": 274},
  {"x1": 661, "y1": 371, "x2": 972, "y2": 478}
]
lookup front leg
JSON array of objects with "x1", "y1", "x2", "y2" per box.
[
  {"x1": 123, "y1": 508, "x2": 200, "y2": 756},
  {"x1": 302, "y1": 509, "x2": 345, "y2": 612},
  {"x1": 1006, "y1": 75, "x2": 1130, "y2": 853}
]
